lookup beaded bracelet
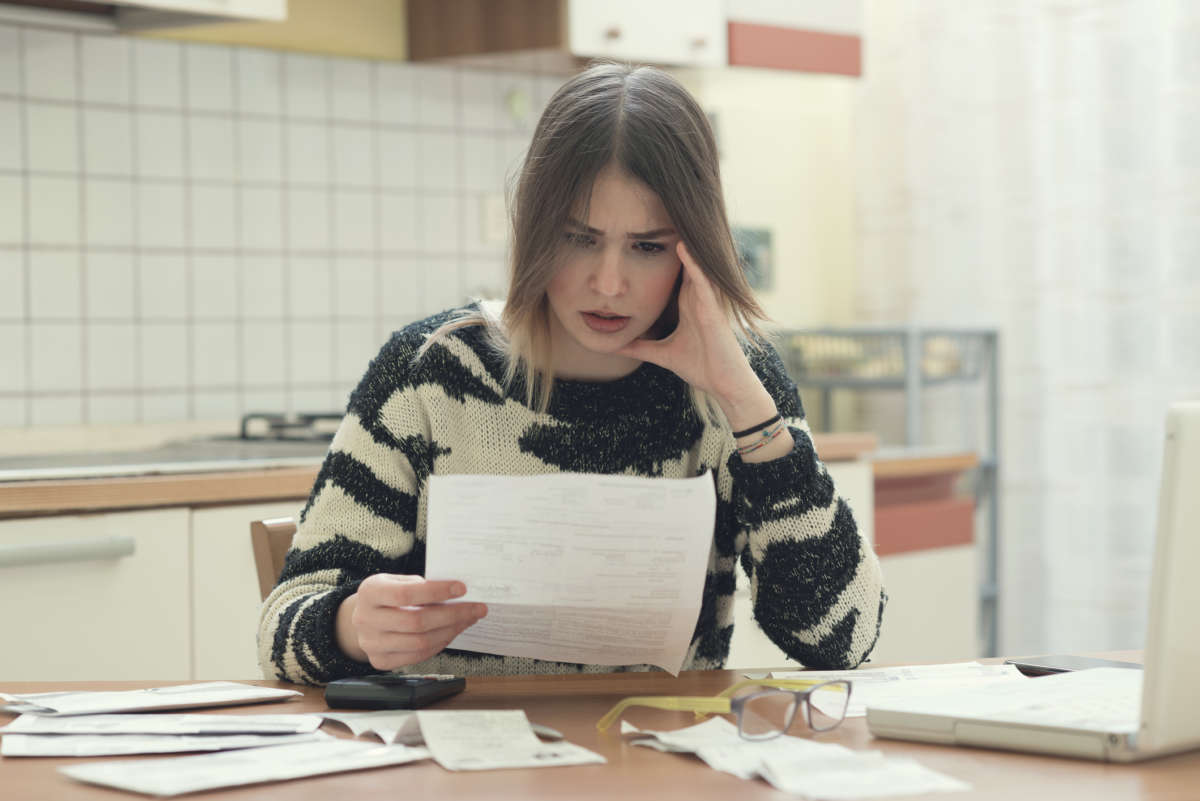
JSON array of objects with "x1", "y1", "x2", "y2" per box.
[{"x1": 735, "y1": 420, "x2": 786, "y2": 456}]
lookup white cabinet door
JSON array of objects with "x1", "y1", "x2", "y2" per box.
[
  {"x1": 191, "y1": 501, "x2": 303, "y2": 680},
  {"x1": 0, "y1": 509, "x2": 190, "y2": 681},
  {"x1": 869, "y1": 546, "x2": 977, "y2": 665},
  {"x1": 568, "y1": 0, "x2": 726, "y2": 67},
  {"x1": 726, "y1": 460, "x2": 873, "y2": 670}
]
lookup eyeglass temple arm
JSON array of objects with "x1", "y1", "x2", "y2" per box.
[
  {"x1": 695, "y1": 678, "x2": 836, "y2": 719},
  {"x1": 715, "y1": 678, "x2": 828, "y2": 699},
  {"x1": 596, "y1": 696, "x2": 731, "y2": 731}
]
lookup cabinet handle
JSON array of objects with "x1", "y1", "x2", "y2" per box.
[
  {"x1": 604, "y1": 26, "x2": 621, "y2": 41},
  {"x1": 691, "y1": 36, "x2": 708, "y2": 48},
  {"x1": 0, "y1": 536, "x2": 136, "y2": 568}
]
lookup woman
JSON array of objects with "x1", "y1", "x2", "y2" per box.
[{"x1": 259, "y1": 62, "x2": 885, "y2": 685}]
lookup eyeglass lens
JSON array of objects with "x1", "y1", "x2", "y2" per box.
[
  {"x1": 738, "y1": 690, "x2": 799, "y2": 739},
  {"x1": 806, "y1": 681, "x2": 851, "y2": 731}
]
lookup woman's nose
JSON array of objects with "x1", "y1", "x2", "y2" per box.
[{"x1": 590, "y1": 249, "x2": 627, "y2": 296}]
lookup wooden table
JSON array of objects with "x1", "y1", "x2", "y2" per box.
[{"x1": 3, "y1": 669, "x2": 1199, "y2": 800}]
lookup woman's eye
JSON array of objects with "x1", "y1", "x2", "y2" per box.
[{"x1": 634, "y1": 241, "x2": 666, "y2": 255}]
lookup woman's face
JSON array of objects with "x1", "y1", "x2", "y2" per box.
[{"x1": 545, "y1": 164, "x2": 683, "y2": 380}]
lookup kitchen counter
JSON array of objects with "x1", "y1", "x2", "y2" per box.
[{"x1": 0, "y1": 432, "x2": 878, "y2": 518}]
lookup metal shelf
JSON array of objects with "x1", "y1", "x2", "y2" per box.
[{"x1": 775, "y1": 327, "x2": 1001, "y2": 657}]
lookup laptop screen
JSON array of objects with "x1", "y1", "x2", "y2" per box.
[{"x1": 1140, "y1": 401, "x2": 1200, "y2": 751}]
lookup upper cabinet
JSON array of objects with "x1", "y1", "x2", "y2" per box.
[
  {"x1": 724, "y1": 0, "x2": 863, "y2": 76},
  {"x1": 407, "y1": 0, "x2": 861, "y2": 77},
  {"x1": 0, "y1": 0, "x2": 286, "y2": 32},
  {"x1": 567, "y1": 0, "x2": 725, "y2": 68},
  {"x1": 407, "y1": 0, "x2": 725, "y2": 70}
]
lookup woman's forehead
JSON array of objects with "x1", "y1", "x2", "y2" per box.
[{"x1": 572, "y1": 166, "x2": 673, "y2": 232}]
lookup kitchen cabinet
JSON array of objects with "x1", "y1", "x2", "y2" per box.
[
  {"x1": 0, "y1": 508, "x2": 191, "y2": 681},
  {"x1": 192, "y1": 500, "x2": 303, "y2": 680},
  {"x1": 0, "y1": 0, "x2": 286, "y2": 31},
  {"x1": 406, "y1": 0, "x2": 726, "y2": 69},
  {"x1": 724, "y1": 0, "x2": 863, "y2": 76}
]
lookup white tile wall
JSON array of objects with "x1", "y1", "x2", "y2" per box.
[
  {"x1": 82, "y1": 108, "x2": 133, "y2": 175},
  {"x1": 0, "y1": 323, "x2": 26, "y2": 392},
  {"x1": 133, "y1": 39, "x2": 182, "y2": 109},
  {"x1": 23, "y1": 29, "x2": 76, "y2": 101},
  {"x1": 0, "y1": 249, "x2": 23, "y2": 319},
  {"x1": 185, "y1": 45, "x2": 233, "y2": 112},
  {"x1": 86, "y1": 179, "x2": 135, "y2": 246},
  {"x1": 0, "y1": 20, "x2": 568, "y2": 426},
  {"x1": 80, "y1": 35, "x2": 131, "y2": 105}
]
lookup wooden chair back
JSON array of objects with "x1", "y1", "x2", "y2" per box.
[{"x1": 250, "y1": 517, "x2": 297, "y2": 601}]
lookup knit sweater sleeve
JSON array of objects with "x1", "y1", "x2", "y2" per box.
[
  {"x1": 726, "y1": 340, "x2": 886, "y2": 669},
  {"x1": 257, "y1": 326, "x2": 435, "y2": 685}
]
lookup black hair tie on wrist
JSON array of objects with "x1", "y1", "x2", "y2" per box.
[{"x1": 731, "y1": 413, "x2": 782, "y2": 439}]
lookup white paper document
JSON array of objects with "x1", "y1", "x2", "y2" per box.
[
  {"x1": 0, "y1": 712, "x2": 322, "y2": 736},
  {"x1": 625, "y1": 717, "x2": 969, "y2": 799},
  {"x1": 415, "y1": 709, "x2": 604, "y2": 771},
  {"x1": 425, "y1": 472, "x2": 717, "y2": 674},
  {"x1": 59, "y1": 739, "x2": 432, "y2": 797},
  {"x1": 0, "y1": 682, "x2": 300, "y2": 717},
  {"x1": 319, "y1": 709, "x2": 565, "y2": 746},
  {"x1": 758, "y1": 751, "x2": 970, "y2": 799},
  {"x1": 320, "y1": 710, "x2": 423, "y2": 745},
  {"x1": 770, "y1": 662, "x2": 1029, "y2": 718},
  {"x1": 623, "y1": 716, "x2": 847, "y2": 780},
  {"x1": 1, "y1": 730, "x2": 327, "y2": 757}
]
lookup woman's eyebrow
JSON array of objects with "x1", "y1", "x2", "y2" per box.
[{"x1": 566, "y1": 217, "x2": 676, "y2": 239}]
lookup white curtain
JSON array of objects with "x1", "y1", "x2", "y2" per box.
[{"x1": 855, "y1": 0, "x2": 1200, "y2": 654}]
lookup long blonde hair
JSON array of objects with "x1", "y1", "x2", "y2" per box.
[{"x1": 419, "y1": 61, "x2": 768, "y2": 414}]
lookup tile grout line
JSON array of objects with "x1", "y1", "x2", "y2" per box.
[
  {"x1": 279, "y1": 51, "x2": 293, "y2": 414},
  {"x1": 130, "y1": 38, "x2": 144, "y2": 424},
  {"x1": 74, "y1": 30, "x2": 88, "y2": 424},
  {"x1": 180, "y1": 41, "x2": 195, "y2": 421},
  {"x1": 231, "y1": 46, "x2": 246, "y2": 421},
  {"x1": 325, "y1": 56, "x2": 336, "y2": 410},
  {"x1": 16, "y1": 25, "x2": 32, "y2": 427},
  {"x1": 370, "y1": 61, "x2": 384, "y2": 349}
]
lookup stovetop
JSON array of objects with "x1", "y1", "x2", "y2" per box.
[{"x1": 0, "y1": 413, "x2": 342, "y2": 481}]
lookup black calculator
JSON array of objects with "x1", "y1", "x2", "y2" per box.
[{"x1": 324, "y1": 673, "x2": 466, "y2": 710}]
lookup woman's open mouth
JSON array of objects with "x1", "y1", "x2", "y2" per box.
[{"x1": 581, "y1": 311, "x2": 631, "y2": 333}]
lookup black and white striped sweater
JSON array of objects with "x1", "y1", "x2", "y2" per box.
[{"x1": 258, "y1": 307, "x2": 886, "y2": 685}]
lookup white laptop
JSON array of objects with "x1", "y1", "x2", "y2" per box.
[{"x1": 867, "y1": 401, "x2": 1200, "y2": 762}]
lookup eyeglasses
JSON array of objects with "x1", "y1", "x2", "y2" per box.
[{"x1": 596, "y1": 678, "x2": 852, "y2": 740}]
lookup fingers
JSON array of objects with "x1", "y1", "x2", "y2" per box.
[
  {"x1": 362, "y1": 573, "x2": 467, "y2": 608},
  {"x1": 351, "y1": 573, "x2": 488, "y2": 669},
  {"x1": 361, "y1": 615, "x2": 483, "y2": 671},
  {"x1": 675, "y1": 241, "x2": 723, "y2": 315}
]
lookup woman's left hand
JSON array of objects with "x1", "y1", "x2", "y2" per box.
[{"x1": 618, "y1": 241, "x2": 770, "y2": 421}]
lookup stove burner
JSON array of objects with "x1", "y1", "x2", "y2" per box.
[{"x1": 240, "y1": 412, "x2": 343, "y2": 441}]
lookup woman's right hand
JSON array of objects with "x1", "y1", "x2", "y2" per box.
[{"x1": 335, "y1": 574, "x2": 488, "y2": 670}]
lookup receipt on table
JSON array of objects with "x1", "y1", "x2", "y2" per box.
[
  {"x1": 319, "y1": 710, "x2": 422, "y2": 745},
  {"x1": 624, "y1": 717, "x2": 969, "y2": 798},
  {"x1": 0, "y1": 682, "x2": 300, "y2": 716},
  {"x1": 623, "y1": 717, "x2": 849, "y2": 780},
  {"x1": 415, "y1": 710, "x2": 603, "y2": 771},
  {"x1": 2, "y1": 730, "x2": 326, "y2": 757},
  {"x1": 0, "y1": 712, "x2": 322, "y2": 736},
  {"x1": 59, "y1": 739, "x2": 431, "y2": 797},
  {"x1": 425, "y1": 472, "x2": 716, "y2": 675},
  {"x1": 758, "y1": 751, "x2": 970, "y2": 799}
]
